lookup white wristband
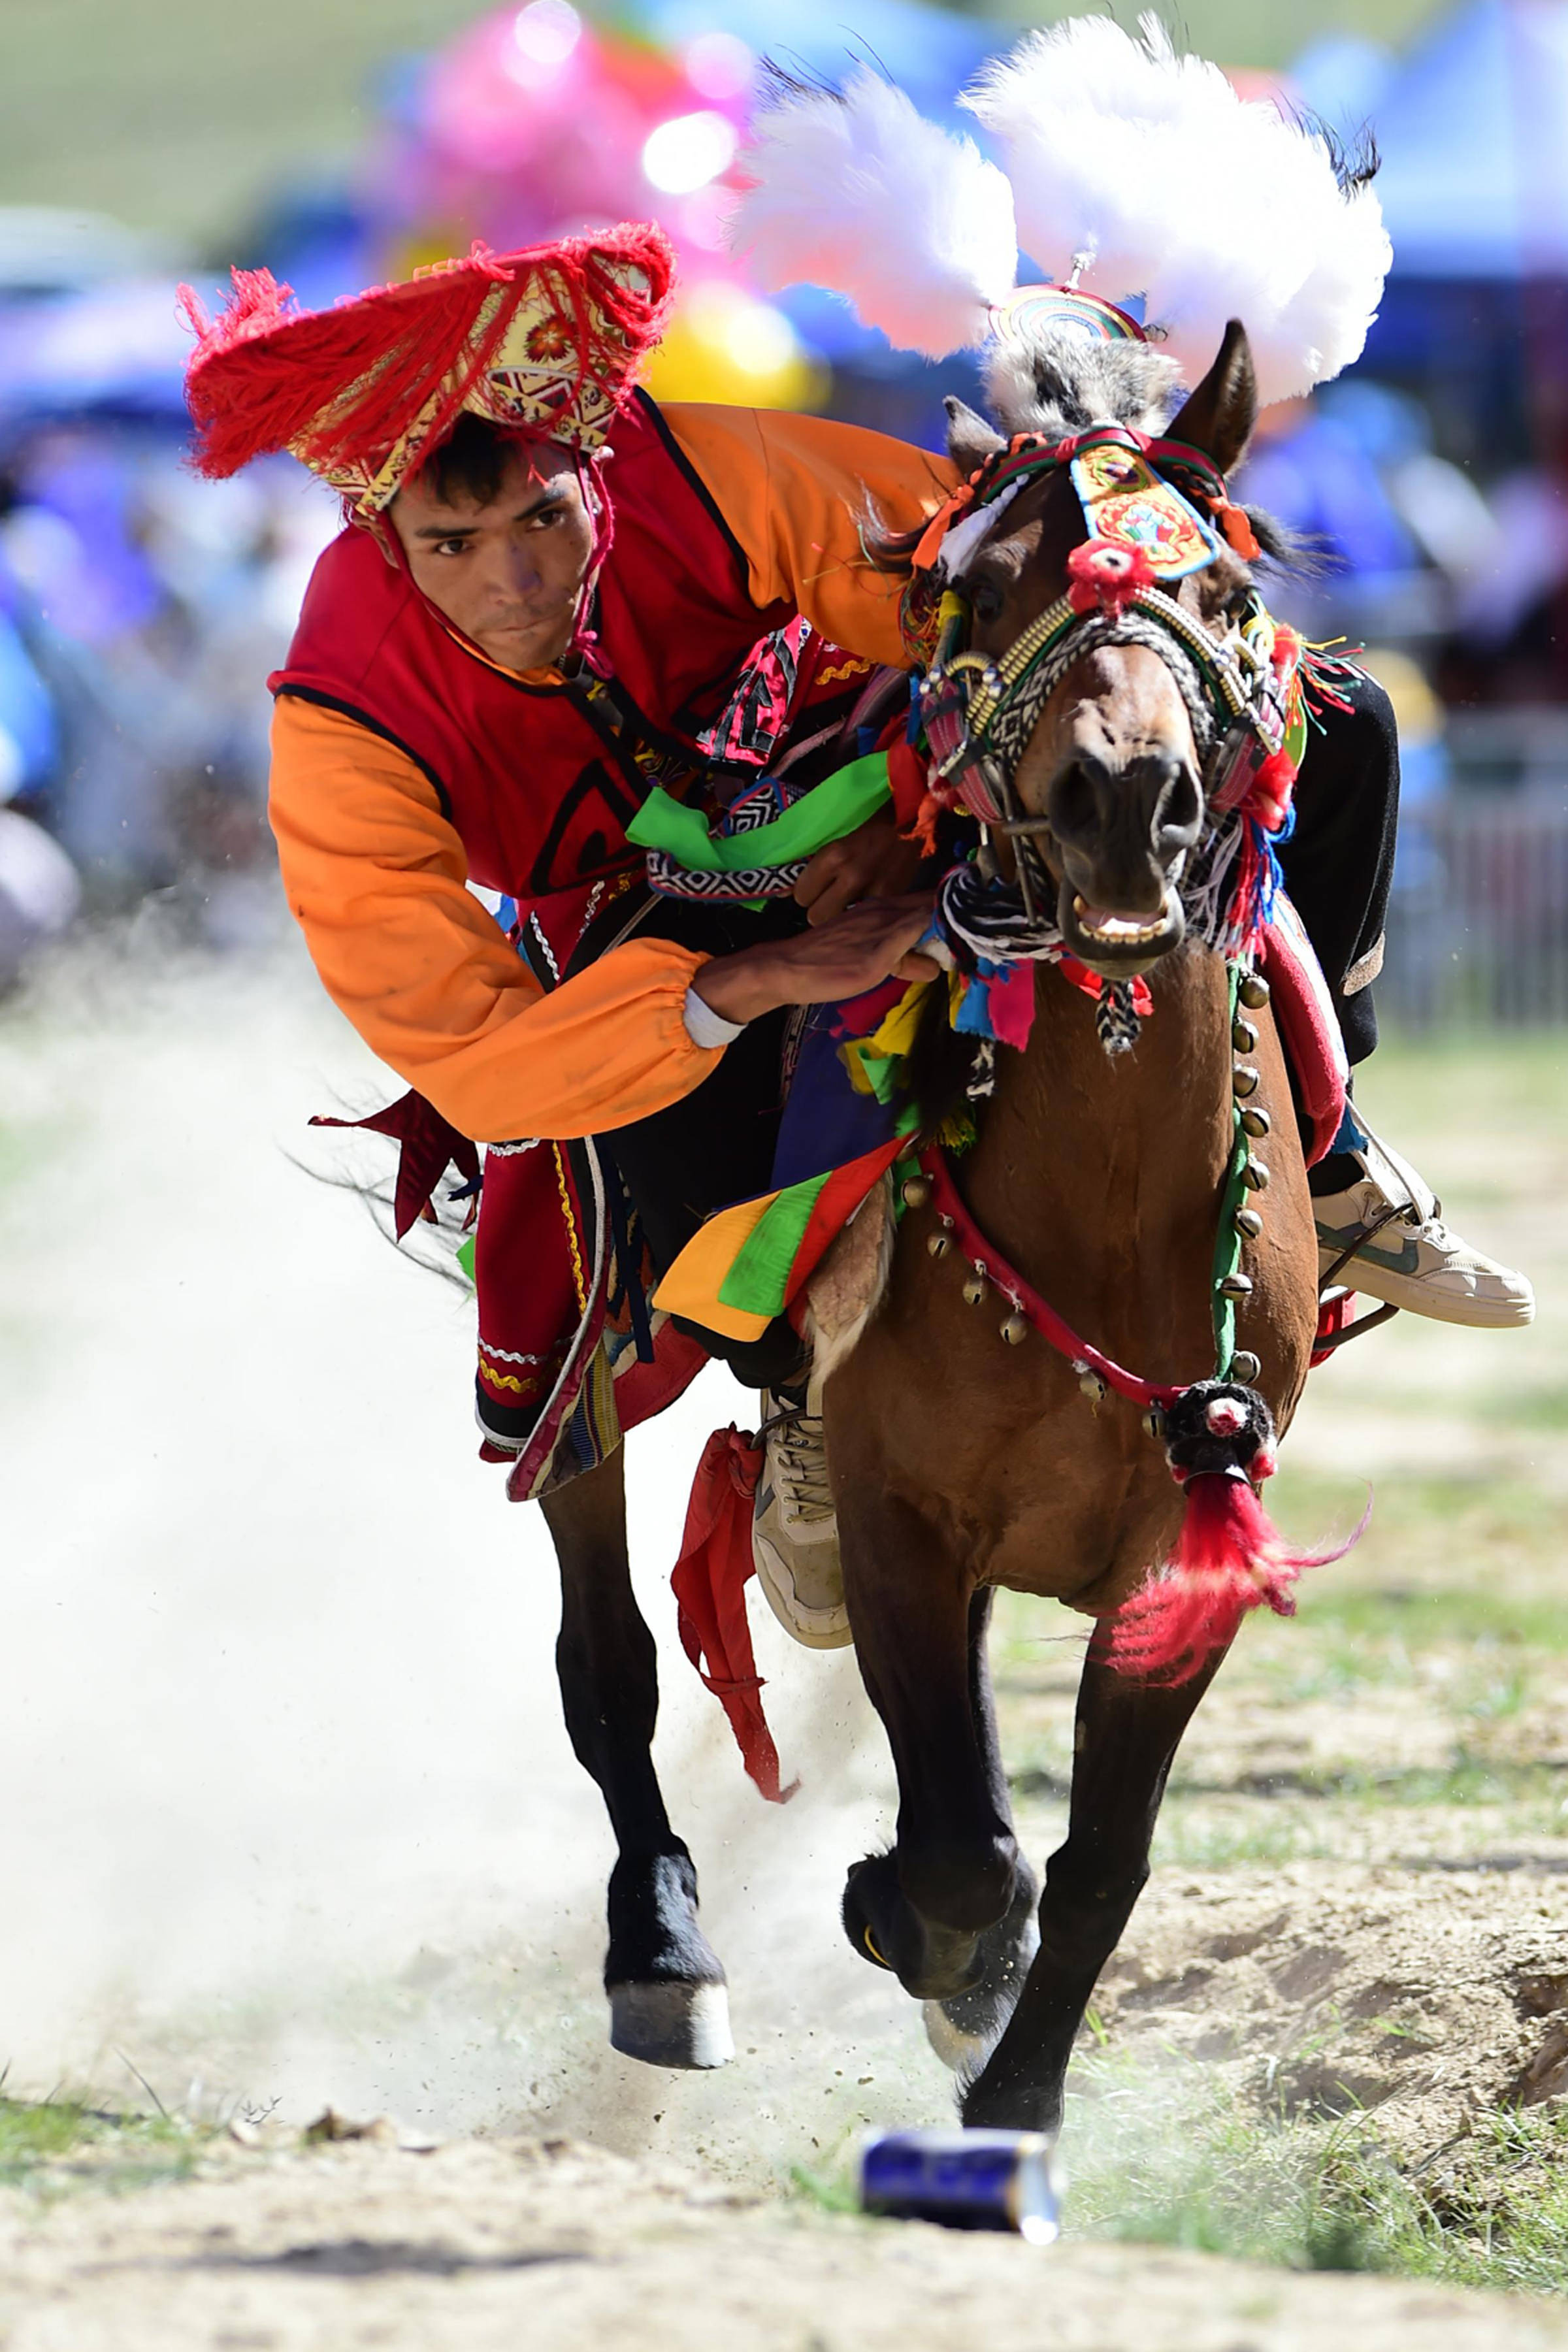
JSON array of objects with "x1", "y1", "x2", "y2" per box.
[{"x1": 683, "y1": 985, "x2": 747, "y2": 1049}]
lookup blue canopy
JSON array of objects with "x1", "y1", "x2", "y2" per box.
[{"x1": 1370, "y1": 0, "x2": 1568, "y2": 277}]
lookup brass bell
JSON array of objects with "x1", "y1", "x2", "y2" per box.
[
  {"x1": 961, "y1": 1268, "x2": 989, "y2": 1307},
  {"x1": 1234, "y1": 1205, "x2": 1264, "y2": 1240},
  {"x1": 901, "y1": 1175, "x2": 932, "y2": 1209},
  {"x1": 1141, "y1": 1406, "x2": 1166, "y2": 1441},
  {"x1": 1232, "y1": 1065, "x2": 1261, "y2": 1099},
  {"x1": 1000, "y1": 1311, "x2": 1029, "y2": 1345},
  {"x1": 1239, "y1": 972, "x2": 1271, "y2": 1009},
  {"x1": 1232, "y1": 1349, "x2": 1261, "y2": 1382},
  {"x1": 1239, "y1": 1105, "x2": 1271, "y2": 1139},
  {"x1": 927, "y1": 1232, "x2": 951, "y2": 1260},
  {"x1": 1232, "y1": 1016, "x2": 1259, "y2": 1054},
  {"x1": 1241, "y1": 1157, "x2": 1270, "y2": 1192},
  {"x1": 1079, "y1": 1368, "x2": 1108, "y2": 1405},
  {"x1": 1218, "y1": 1271, "x2": 1253, "y2": 1299}
]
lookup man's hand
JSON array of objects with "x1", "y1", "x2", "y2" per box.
[
  {"x1": 794, "y1": 806, "x2": 925, "y2": 926},
  {"x1": 693, "y1": 894, "x2": 939, "y2": 1028}
]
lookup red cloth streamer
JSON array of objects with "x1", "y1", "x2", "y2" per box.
[
  {"x1": 310, "y1": 1088, "x2": 478, "y2": 1239},
  {"x1": 1104, "y1": 1470, "x2": 1369, "y2": 1686},
  {"x1": 670, "y1": 1426, "x2": 798, "y2": 1805}
]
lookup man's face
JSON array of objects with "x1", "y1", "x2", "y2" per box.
[{"x1": 390, "y1": 442, "x2": 596, "y2": 670}]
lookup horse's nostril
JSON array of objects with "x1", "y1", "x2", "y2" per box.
[
  {"x1": 1050, "y1": 757, "x2": 1103, "y2": 847},
  {"x1": 1157, "y1": 760, "x2": 1203, "y2": 845}
]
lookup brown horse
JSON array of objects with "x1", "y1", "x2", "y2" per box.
[
  {"x1": 825, "y1": 320, "x2": 1321, "y2": 2129},
  {"x1": 536, "y1": 320, "x2": 1321, "y2": 2124}
]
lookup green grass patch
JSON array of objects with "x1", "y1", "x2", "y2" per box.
[
  {"x1": 0, "y1": 2097, "x2": 201, "y2": 2198},
  {"x1": 1066, "y1": 2053, "x2": 1568, "y2": 2293}
]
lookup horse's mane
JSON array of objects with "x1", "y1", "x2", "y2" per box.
[{"x1": 859, "y1": 326, "x2": 1307, "y2": 578}]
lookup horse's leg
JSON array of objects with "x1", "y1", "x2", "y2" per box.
[
  {"x1": 960, "y1": 1643, "x2": 1224, "y2": 2131},
  {"x1": 839, "y1": 1495, "x2": 1023, "y2": 2002},
  {"x1": 541, "y1": 1445, "x2": 732, "y2": 2070}
]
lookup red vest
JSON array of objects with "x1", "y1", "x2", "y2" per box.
[{"x1": 271, "y1": 393, "x2": 834, "y2": 908}]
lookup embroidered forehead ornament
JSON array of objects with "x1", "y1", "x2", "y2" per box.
[{"x1": 180, "y1": 224, "x2": 676, "y2": 518}]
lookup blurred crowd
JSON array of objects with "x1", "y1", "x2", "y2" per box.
[{"x1": 5, "y1": 0, "x2": 1568, "y2": 1021}]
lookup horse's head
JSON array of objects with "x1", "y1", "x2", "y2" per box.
[{"x1": 941, "y1": 321, "x2": 1264, "y2": 977}]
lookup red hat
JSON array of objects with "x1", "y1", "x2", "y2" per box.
[{"x1": 181, "y1": 223, "x2": 676, "y2": 517}]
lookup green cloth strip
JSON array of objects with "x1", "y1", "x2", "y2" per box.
[
  {"x1": 1211, "y1": 962, "x2": 1247, "y2": 1377},
  {"x1": 717, "y1": 1170, "x2": 831, "y2": 1318},
  {"x1": 627, "y1": 752, "x2": 891, "y2": 875}
]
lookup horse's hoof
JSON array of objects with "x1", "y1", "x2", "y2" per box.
[
  {"x1": 608, "y1": 1980, "x2": 734, "y2": 2070},
  {"x1": 922, "y1": 1867, "x2": 1041, "y2": 2074}
]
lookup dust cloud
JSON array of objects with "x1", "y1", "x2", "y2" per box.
[{"x1": 0, "y1": 927, "x2": 953, "y2": 2183}]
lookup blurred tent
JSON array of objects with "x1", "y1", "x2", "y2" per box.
[
  {"x1": 1367, "y1": 0, "x2": 1568, "y2": 276},
  {"x1": 0, "y1": 278, "x2": 191, "y2": 434}
]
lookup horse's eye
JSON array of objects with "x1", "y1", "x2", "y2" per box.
[{"x1": 970, "y1": 576, "x2": 1004, "y2": 625}]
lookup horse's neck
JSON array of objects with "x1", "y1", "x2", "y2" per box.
[{"x1": 962, "y1": 947, "x2": 1237, "y2": 1356}]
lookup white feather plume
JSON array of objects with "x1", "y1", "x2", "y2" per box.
[
  {"x1": 962, "y1": 15, "x2": 1392, "y2": 405},
  {"x1": 732, "y1": 68, "x2": 1018, "y2": 361}
]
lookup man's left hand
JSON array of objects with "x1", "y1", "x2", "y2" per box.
[{"x1": 793, "y1": 806, "x2": 925, "y2": 926}]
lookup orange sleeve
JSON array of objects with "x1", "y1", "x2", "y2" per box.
[
  {"x1": 268, "y1": 696, "x2": 726, "y2": 1143},
  {"x1": 662, "y1": 403, "x2": 958, "y2": 667}
]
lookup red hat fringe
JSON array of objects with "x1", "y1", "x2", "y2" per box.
[{"x1": 180, "y1": 224, "x2": 676, "y2": 489}]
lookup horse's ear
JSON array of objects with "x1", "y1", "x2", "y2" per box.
[
  {"x1": 943, "y1": 395, "x2": 1005, "y2": 477},
  {"x1": 1165, "y1": 321, "x2": 1257, "y2": 478}
]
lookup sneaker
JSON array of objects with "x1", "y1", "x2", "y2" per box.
[
  {"x1": 752, "y1": 1380, "x2": 852, "y2": 1650},
  {"x1": 1314, "y1": 1120, "x2": 1534, "y2": 1330}
]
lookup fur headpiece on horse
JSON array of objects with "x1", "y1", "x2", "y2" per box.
[
  {"x1": 180, "y1": 225, "x2": 676, "y2": 517},
  {"x1": 734, "y1": 16, "x2": 1390, "y2": 416}
]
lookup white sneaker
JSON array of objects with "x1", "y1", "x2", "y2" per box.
[
  {"x1": 752, "y1": 1382, "x2": 851, "y2": 1650},
  {"x1": 1315, "y1": 1120, "x2": 1534, "y2": 1330}
]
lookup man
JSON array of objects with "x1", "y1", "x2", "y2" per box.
[{"x1": 183, "y1": 227, "x2": 1529, "y2": 1652}]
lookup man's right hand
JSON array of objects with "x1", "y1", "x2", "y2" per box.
[{"x1": 691, "y1": 894, "x2": 939, "y2": 1028}]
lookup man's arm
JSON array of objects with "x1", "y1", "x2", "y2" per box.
[
  {"x1": 270, "y1": 700, "x2": 936, "y2": 1137},
  {"x1": 270, "y1": 696, "x2": 731, "y2": 1142}
]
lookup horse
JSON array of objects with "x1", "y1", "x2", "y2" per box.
[{"x1": 538, "y1": 316, "x2": 1323, "y2": 2122}]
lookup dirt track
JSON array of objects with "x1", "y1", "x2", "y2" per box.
[
  {"x1": 5, "y1": 2131, "x2": 1568, "y2": 2352},
  {"x1": 3, "y1": 949, "x2": 1567, "y2": 2339}
]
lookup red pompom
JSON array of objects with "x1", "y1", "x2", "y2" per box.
[
  {"x1": 1244, "y1": 745, "x2": 1299, "y2": 833},
  {"x1": 1103, "y1": 1469, "x2": 1368, "y2": 1685},
  {"x1": 1067, "y1": 536, "x2": 1157, "y2": 615}
]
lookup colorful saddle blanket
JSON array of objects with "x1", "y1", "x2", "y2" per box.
[{"x1": 655, "y1": 898, "x2": 1348, "y2": 1347}]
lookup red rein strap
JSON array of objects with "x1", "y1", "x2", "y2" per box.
[{"x1": 918, "y1": 1144, "x2": 1186, "y2": 1413}]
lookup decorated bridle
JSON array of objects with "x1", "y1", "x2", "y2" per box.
[{"x1": 911, "y1": 423, "x2": 1305, "y2": 928}]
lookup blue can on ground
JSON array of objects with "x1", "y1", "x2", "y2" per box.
[{"x1": 860, "y1": 2128, "x2": 1061, "y2": 2242}]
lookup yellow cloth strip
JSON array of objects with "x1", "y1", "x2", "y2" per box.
[{"x1": 653, "y1": 1188, "x2": 778, "y2": 1343}]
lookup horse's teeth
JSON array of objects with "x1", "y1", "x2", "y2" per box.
[{"x1": 1072, "y1": 894, "x2": 1163, "y2": 945}]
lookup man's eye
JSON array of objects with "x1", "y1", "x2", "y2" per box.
[
  {"x1": 436, "y1": 538, "x2": 470, "y2": 557},
  {"x1": 531, "y1": 508, "x2": 565, "y2": 530}
]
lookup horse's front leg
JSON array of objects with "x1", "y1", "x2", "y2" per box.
[
  {"x1": 839, "y1": 1489, "x2": 1028, "y2": 2002},
  {"x1": 961, "y1": 1643, "x2": 1224, "y2": 2131},
  {"x1": 541, "y1": 1445, "x2": 731, "y2": 2069}
]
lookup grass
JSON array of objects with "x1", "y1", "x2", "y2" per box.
[
  {"x1": 0, "y1": 2096, "x2": 201, "y2": 2199},
  {"x1": 1065, "y1": 2052, "x2": 1568, "y2": 2297}
]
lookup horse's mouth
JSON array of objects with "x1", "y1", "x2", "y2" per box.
[{"x1": 1061, "y1": 883, "x2": 1185, "y2": 975}]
